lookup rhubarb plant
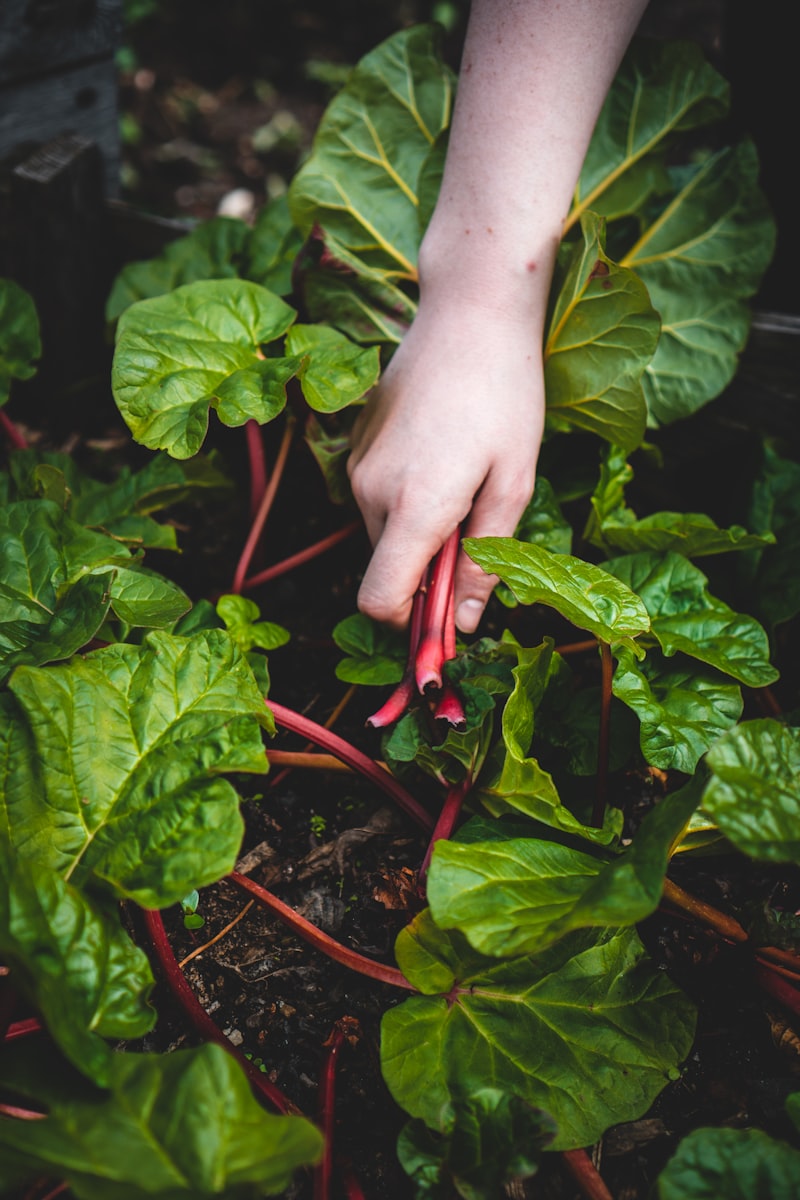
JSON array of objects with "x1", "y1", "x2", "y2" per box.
[{"x1": 2, "y1": 18, "x2": 798, "y2": 1200}]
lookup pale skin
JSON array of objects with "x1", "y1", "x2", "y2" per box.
[{"x1": 347, "y1": 0, "x2": 649, "y2": 632}]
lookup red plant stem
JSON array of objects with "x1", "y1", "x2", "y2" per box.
[
  {"x1": 231, "y1": 417, "x2": 295, "y2": 594},
  {"x1": 753, "y1": 684, "x2": 783, "y2": 719},
  {"x1": 367, "y1": 568, "x2": 429, "y2": 729},
  {"x1": 245, "y1": 420, "x2": 267, "y2": 519},
  {"x1": 0, "y1": 1103, "x2": 46, "y2": 1120},
  {"x1": 266, "y1": 750, "x2": 352, "y2": 772},
  {"x1": 268, "y1": 699, "x2": 433, "y2": 831},
  {"x1": 0, "y1": 407, "x2": 27, "y2": 450},
  {"x1": 37, "y1": 1186, "x2": 70, "y2": 1200},
  {"x1": 754, "y1": 964, "x2": 800, "y2": 1019},
  {"x1": 242, "y1": 521, "x2": 361, "y2": 591},
  {"x1": 141, "y1": 908, "x2": 298, "y2": 1115},
  {"x1": 228, "y1": 873, "x2": 415, "y2": 990},
  {"x1": 337, "y1": 1160, "x2": 367, "y2": 1200},
  {"x1": 415, "y1": 530, "x2": 460, "y2": 693},
  {"x1": 314, "y1": 1026, "x2": 346, "y2": 1200},
  {"x1": 554, "y1": 638, "x2": 598, "y2": 656},
  {"x1": 418, "y1": 777, "x2": 472, "y2": 892},
  {"x1": 432, "y1": 588, "x2": 466, "y2": 726},
  {"x1": 4, "y1": 1017, "x2": 42, "y2": 1041},
  {"x1": 561, "y1": 1148, "x2": 614, "y2": 1200},
  {"x1": 591, "y1": 642, "x2": 613, "y2": 828}
]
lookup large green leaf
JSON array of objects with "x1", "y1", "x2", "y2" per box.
[
  {"x1": 571, "y1": 39, "x2": 729, "y2": 226},
  {"x1": 397, "y1": 1089, "x2": 555, "y2": 1200},
  {"x1": 288, "y1": 24, "x2": 454, "y2": 282},
  {"x1": 612, "y1": 646, "x2": 742, "y2": 773},
  {"x1": 0, "y1": 277, "x2": 41, "y2": 404},
  {"x1": 105, "y1": 217, "x2": 250, "y2": 323},
  {"x1": 107, "y1": 566, "x2": 192, "y2": 628},
  {"x1": 623, "y1": 142, "x2": 776, "y2": 426},
  {"x1": 702, "y1": 720, "x2": 800, "y2": 864},
  {"x1": 464, "y1": 537, "x2": 650, "y2": 652},
  {"x1": 0, "y1": 831, "x2": 154, "y2": 1084},
  {"x1": 382, "y1": 915, "x2": 695, "y2": 1151},
  {"x1": 544, "y1": 213, "x2": 659, "y2": 450},
  {"x1": 656, "y1": 1126, "x2": 800, "y2": 1200},
  {"x1": 112, "y1": 280, "x2": 299, "y2": 458},
  {"x1": 285, "y1": 322, "x2": 380, "y2": 410},
  {"x1": 602, "y1": 551, "x2": 778, "y2": 686},
  {"x1": 3, "y1": 630, "x2": 273, "y2": 908},
  {"x1": 0, "y1": 1040, "x2": 323, "y2": 1199},
  {"x1": 428, "y1": 779, "x2": 698, "y2": 957}
]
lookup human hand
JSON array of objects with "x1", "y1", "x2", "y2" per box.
[{"x1": 347, "y1": 297, "x2": 545, "y2": 633}]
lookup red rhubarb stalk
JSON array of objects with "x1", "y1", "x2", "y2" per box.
[
  {"x1": 243, "y1": 521, "x2": 361, "y2": 591},
  {"x1": 313, "y1": 1024, "x2": 347, "y2": 1200},
  {"x1": 141, "y1": 908, "x2": 297, "y2": 1114},
  {"x1": 228, "y1": 873, "x2": 415, "y2": 990},
  {"x1": 367, "y1": 572, "x2": 429, "y2": 729},
  {"x1": 4, "y1": 1017, "x2": 42, "y2": 1042},
  {"x1": 232, "y1": 417, "x2": 295, "y2": 594},
  {"x1": 267, "y1": 699, "x2": 433, "y2": 831},
  {"x1": 245, "y1": 420, "x2": 267, "y2": 519},
  {"x1": 415, "y1": 530, "x2": 460, "y2": 693},
  {"x1": 0, "y1": 408, "x2": 27, "y2": 451},
  {"x1": 561, "y1": 1148, "x2": 614, "y2": 1200},
  {"x1": 418, "y1": 776, "x2": 472, "y2": 892},
  {"x1": 432, "y1": 587, "x2": 466, "y2": 727}
]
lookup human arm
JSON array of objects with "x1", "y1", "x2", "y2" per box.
[{"x1": 347, "y1": 0, "x2": 649, "y2": 632}]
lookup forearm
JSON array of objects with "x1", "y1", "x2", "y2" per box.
[{"x1": 419, "y1": 0, "x2": 649, "y2": 324}]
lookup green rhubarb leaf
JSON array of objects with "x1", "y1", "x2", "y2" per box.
[
  {"x1": 108, "y1": 566, "x2": 191, "y2": 628},
  {"x1": 544, "y1": 212, "x2": 659, "y2": 450},
  {"x1": 112, "y1": 279, "x2": 299, "y2": 458},
  {"x1": 599, "y1": 511, "x2": 775, "y2": 558},
  {"x1": 244, "y1": 193, "x2": 304, "y2": 296},
  {"x1": 464, "y1": 537, "x2": 650, "y2": 653},
  {"x1": 702, "y1": 720, "x2": 800, "y2": 864},
  {"x1": 383, "y1": 914, "x2": 695, "y2": 1151},
  {"x1": 623, "y1": 141, "x2": 776, "y2": 426},
  {"x1": 285, "y1": 323, "x2": 380, "y2": 410},
  {"x1": 288, "y1": 24, "x2": 454, "y2": 283},
  {"x1": 612, "y1": 645, "x2": 742, "y2": 774},
  {"x1": 3, "y1": 630, "x2": 273, "y2": 908},
  {"x1": 742, "y1": 443, "x2": 800, "y2": 629},
  {"x1": 0, "y1": 1040, "x2": 322, "y2": 1199},
  {"x1": 0, "y1": 571, "x2": 113, "y2": 683},
  {"x1": 498, "y1": 478, "x2": 572, "y2": 608},
  {"x1": 105, "y1": 216, "x2": 250, "y2": 322},
  {"x1": 572, "y1": 39, "x2": 729, "y2": 226},
  {"x1": 397, "y1": 1089, "x2": 555, "y2": 1200},
  {"x1": 602, "y1": 551, "x2": 778, "y2": 686},
  {"x1": 0, "y1": 831, "x2": 154, "y2": 1084},
  {"x1": 656, "y1": 1126, "x2": 800, "y2": 1200},
  {"x1": 332, "y1": 611, "x2": 405, "y2": 685},
  {"x1": 216, "y1": 594, "x2": 290, "y2": 653},
  {"x1": 0, "y1": 277, "x2": 41, "y2": 403},
  {"x1": 428, "y1": 782, "x2": 699, "y2": 958}
]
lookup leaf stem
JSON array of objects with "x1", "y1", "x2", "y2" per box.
[
  {"x1": 267, "y1": 750, "x2": 354, "y2": 772},
  {"x1": 269, "y1": 685, "x2": 359, "y2": 790},
  {"x1": 140, "y1": 908, "x2": 298, "y2": 1114},
  {"x1": 245, "y1": 420, "x2": 267, "y2": 519},
  {"x1": 415, "y1": 530, "x2": 460, "y2": 693},
  {"x1": 268, "y1": 699, "x2": 433, "y2": 831},
  {"x1": 367, "y1": 575, "x2": 428, "y2": 729},
  {"x1": 4, "y1": 1017, "x2": 42, "y2": 1042},
  {"x1": 243, "y1": 522, "x2": 362, "y2": 590},
  {"x1": 592, "y1": 642, "x2": 613, "y2": 827},
  {"x1": 232, "y1": 416, "x2": 295, "y2": 594},
  {"x1": 432, "y1": 588, "x2": 466, "y2": 727},
  {"x1": 554, "y1": 638, "x2": 598, "y2": 656},
  {"x1": 560, "y1": 1148, "x2": 614, "y2": 1200},
  {"x1": 228, "y1": 873, "x2": 415, "y2": 990},
  {"x1": 0, "y1": 407, "x2": 27, "y2": 451},
  {"x1": 418, "y1": 777, "x2": 472, "y2": 893},
  {"x1": 314, "y1": 1023, "x2": 348, "y2": 1200}
]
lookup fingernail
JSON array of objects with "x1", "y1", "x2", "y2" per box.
[{"x1": 455, "y1": 598, "x2": 484, "y2": 633}]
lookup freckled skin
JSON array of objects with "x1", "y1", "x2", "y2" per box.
[{"x1": 348, "y1": 0, "x2": 650, "y2": 632}]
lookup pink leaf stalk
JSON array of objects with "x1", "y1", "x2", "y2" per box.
[
  {"x1": 415, "y1": 530, "x2": 460, "y2": 693},
  {"x1": 367, "y1": 572, "x2": 429, "y2": 729},
  {"x1": 418, "y1": 776, "x2": 472, "y2": 893}
]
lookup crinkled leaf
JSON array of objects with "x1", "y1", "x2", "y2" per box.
[
  {"x1": 624, "y1": 142, "x2": 776, "y2": 426},
  {"x1": 288, "y1": 24, "x2": 454, "y2": 282},
  {"x1": 612, "y1": 645, "x2": 742, "y2": 773},
  {"x1": 600, "y1": 511, "x2": 774, "y2": 558},
  {"x1": 465, "y1": 537, "x2": 650, "y2": 653},
  {"x1": 429, "y1": 783, "x2": 699, "y2": 957},
  {"x1": 656, "y1": 1126, "x2": 800, "y2": 1200},
  {"x1": 4, "y1": 630, "x2": 273, "y2": 908},
  {"x1": 332, "y1": 611, "x2": 405, "y2": 685},
  {"x1": 0, "y1": 277, "x2": 41, "y2": 403},
  {"x1": 0, "y1": 1040, "x2": 322, "y2": 1199},
  {"x1": 544, "y1": 213, "x2": 659, "y2": 450},
  {"x1": 303, "y1": 411, "x2": 354, "y2": 505},
  {"x1": 285, "y1": 323, "x2": 380, "y2": 411},
  {"x1": 216, "y1": 594, "x2": 290, "y2": 653},
  {"x1": 702, "y1": 720, "x2": 800, "y2": 864},
  {"x1": 383, "y1": 915, "x2": 695, "y2": 1150},
  {"x1": 602, "y1": 551, "x2": 778, "y2": 686},
  {"x1": 397, "y1": 1089, "x2": 555, "y2": 1200},
  {"x1": 0, "y1": 832, "x2": 154, "y2": 1084},
  {"x1": 572, "y1": 39, "x2": 729, "y2": 226},
  {"x1": 498, "y1": 479, "x2": 572, "y2": 608},
  {"x1": 112, "y1": 280, "x2": 298, "y2": 458},
  {"x1": 0, "y1": 571, "x2": 113, "y2": 684},
  {"x1": 108, "y1": 566, "x2": 192, "y2": 628}
]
